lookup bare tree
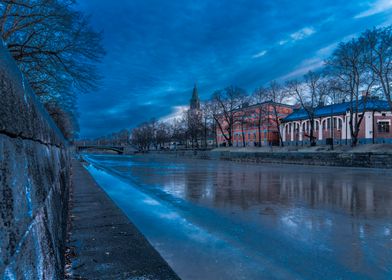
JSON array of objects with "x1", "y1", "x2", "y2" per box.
[
  {"x1": 0, "y1": 0, "x2": 105, "y2": 95},
  {"x1": 251, "y1": 87, "x2": 270, "y2": 147},
  {"x1": 200, "y1": 102, "x2": 215, "y2": 148},
  {"x1": 131, "y1": 122, "x2": 154, "y2": 151},
  {"x1": 186, "y1": 106, "x2": 203, "y2": 148},
  {"x1": 86, "y1": 128, "x2": 130, "y2": 147},
  {"x1": 155, "y1": 122, "x2": 170, "y2": 149},
  {"x1": 115, "y1": 129, "x2": 131, "y2": 146},
  {"x1": 203, "y1": 100, "x2": 220, "y2": 148},
  {"x1": 361, "y1": 26, "x2": 392, "y2": 110},
  {"x1": 235, "y1": 96, "x2": 252, "y2": 147},
  {"x1": 286, "y1": 71, "x2": 328, "y2": 146},
  {"x1": 0, "y1": 0, "x2": 105, "y2": 136},
  {"x1": 210, "y1": 86, "x2": 246, "y2": 147},
  {"x1": 44, "y1": 101, "x2": 76, "y2": 140},
  {"x1": 326, "y1": 39, "x2": 376, "y2": 146},
  {"x1": 171, "y1": 117, "x2": 187, "y2": 147},
  {"x1": 265, "y1": 81, "x2": 288, "y2": 146}
]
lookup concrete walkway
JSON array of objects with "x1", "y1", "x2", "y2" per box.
[{"x1": 66, "y1": 160, "x2": 180, "y2": 280}]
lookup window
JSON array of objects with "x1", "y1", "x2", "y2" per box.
[
  {"x1": 326, "y1": 119, "x2": 331, "y2": 130},
  {"x1": 378, "y1": 121, "x2": 390, "y2": 133},
  {"x1": 338, "y1": 119, "x2": 343, "y2": 130}
]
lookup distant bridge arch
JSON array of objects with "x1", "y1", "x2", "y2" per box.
[{"x1": 76, "y1": 145, "x2": 125, "y2": 154}]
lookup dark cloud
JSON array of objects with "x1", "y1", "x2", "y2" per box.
[{"x1": 76, "y1": 0, "x2": 392, "y2": 138}]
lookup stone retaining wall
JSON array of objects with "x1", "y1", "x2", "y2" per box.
[
  {"x1": 0, "y1": 43, "x2": 70, "y2": 278},
  {"x1": 157, "y1": 150, "x2": 392, "y2": 168}
]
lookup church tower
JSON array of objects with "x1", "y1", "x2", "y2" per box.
[
  {"x1": 187, "y1": 83, "x2": 202, "y2": 148},
  {"x1": 190, "y1": 83, "x2": 201, "y2": 110}
]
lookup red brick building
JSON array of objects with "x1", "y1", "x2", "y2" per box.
[{"x1": 216, "y1": 102, "x2": 293, "y2": 147}]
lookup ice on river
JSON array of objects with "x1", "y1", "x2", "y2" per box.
[{"x1": 83, "y1": 154, "x2": 392, "y2": 280}]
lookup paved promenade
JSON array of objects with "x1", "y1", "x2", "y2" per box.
[{"x1": 66, "y1": 160, "x2": 179, "y2": 280}]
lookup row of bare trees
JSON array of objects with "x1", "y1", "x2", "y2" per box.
[
  {"x1": 324, "y1": 26, "x2": 392, "y2": 146},
  {"x1": 76, "y1": 129, "x2": 130, "y2": 147},
  {"x1": 128, "y1": 28, "x2": 390, "y2": 150},
  {"x1": 121, "y1": 84, "x2": 287, "y2": 150},
  {"x1": 208, "y1": 83, "x2": 288, "y2": 147},
  {"x1": 131, "y1": 119, "x2": 174, "y2": 151},
  {"x1": 0, "y1": 0, "x2": 105, "y2": 140},
  {"x1": 289, "y1": 26, "x2": 392, "y2": 147},
  {"x1": 78, "y1": 116, "x2": 205, "y2": 152},
  {"x1": 133, "y1": 22, "x2": 392, "y2": 149},
  {"x1": 83, "y1": 25, "x2": 392, "y2": 149},
  {"x1": 206, "y1": 26, "x2": 392, "y2": 148},
  {"x1": 130, "y1": 112, "x2": 216, "y2": 151}
]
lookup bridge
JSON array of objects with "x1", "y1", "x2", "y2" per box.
[{"x1": 76, "y1": 145, "x2": 125, "y2": 154}]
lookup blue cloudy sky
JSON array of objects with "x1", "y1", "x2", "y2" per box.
[{"x1": 77, "y1": 0, "x2": 392, "y2": 138}]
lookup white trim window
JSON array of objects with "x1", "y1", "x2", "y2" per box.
[{"x1": 377, "y1": 120, "x2": 390, "y2": 133}]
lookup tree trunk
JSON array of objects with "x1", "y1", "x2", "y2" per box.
[
  {"x1": 228, "y1": 128, "x2": 233, "y2": 147},
  {"x1": 310, "y1": 118, "x2": 316, "y2": 146},
  {"x1": 241, "y1": 124, "x2": 246, "y2": 147},
  {"x1": 258, "y1": 122, "x2": 262, "y2": 147},
  {"x1": 275, "y1": 117, "x2": 284, "y2": 147},
  {"x1": 214, "y1": 122, "x2": 218, "y2": 147},
  {"x1": 349, "y1": 113, "x2": 358, "y2": 147},
  {"x1": 204, "y1": 118, "x2": 207, "y2": 148},
  {"x1": 351, "y1": 135, "x2": 358, "y2": 147}
]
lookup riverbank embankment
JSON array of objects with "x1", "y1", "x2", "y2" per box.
[
  {"x1": 65, "y1": 159, "x2": 179, "y2": 279},
  {"x1": 152, "y1": 144, "x2": 392, "y2": 168},
  {"x1": 0, "y1": 42, "x2": 70, "y2": 278}
]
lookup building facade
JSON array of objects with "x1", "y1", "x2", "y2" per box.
[
  {"x1": 281, "y1": 99, "x2": 392, "y2": 146},
  {"x1": 216, "y1": 102, "x2": 293, "y2": 147}
]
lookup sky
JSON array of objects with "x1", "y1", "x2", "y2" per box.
[{"x1": 76, "y1": 0, "x2": 392, "y2": 138}]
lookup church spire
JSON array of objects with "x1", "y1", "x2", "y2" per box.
[{"x1": 190, "y1": 83, "x2": 200, "y2": 110}]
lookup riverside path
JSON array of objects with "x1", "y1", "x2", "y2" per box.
[{"x1": 65, "y1": 159, "x2": 179, "y2": 280}]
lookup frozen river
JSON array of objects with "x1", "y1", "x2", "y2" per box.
[{"x1": 83, "y1": 154, "x2": 392, "y2": 280}]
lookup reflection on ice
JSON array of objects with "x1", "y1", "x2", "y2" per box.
[
  {"x1": 85, "y1": 163, "x2": 273, "y2": 279},
  {"x1": 83, "y1": 154, "x2": 392, "y2": 280},
  {"x1": 143, "y1": 198, "x2": 160, "y2": 206}
]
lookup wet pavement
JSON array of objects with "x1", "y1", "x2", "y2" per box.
[
  {"x1": 66, "y1": 160, "x2": 179, "y2": 280},
  {"x1": 83, "y1": 154, "x2": 392, "y2": 280}
]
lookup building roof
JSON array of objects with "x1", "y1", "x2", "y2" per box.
[
  {"x1": 231, "y1": 100, "x2": 294, "y2": 113},
  {"x1": 283, "y1": 99, "x2": 391, "y2": 122}
]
